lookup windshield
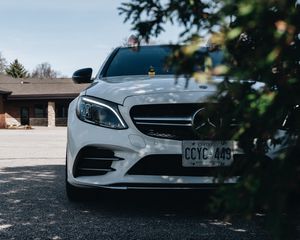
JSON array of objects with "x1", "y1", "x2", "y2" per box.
[
  {"x1": 104, "y1": 46, "x2": 173, "y2": 77},
  {"x1": 102, "y1": 45, "x2": 224, "y2": 78}
]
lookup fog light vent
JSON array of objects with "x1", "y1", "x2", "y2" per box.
[{"x1": 73, "y1": 146, "x2": 123, "y2": 177}]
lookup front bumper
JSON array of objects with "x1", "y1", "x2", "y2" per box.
[
  {"x1": 67, "y1": 119, "x2": 238, "y2": 189},
  {"x1": 67, "y1": 96, "x2": 287, "y2": 190}
]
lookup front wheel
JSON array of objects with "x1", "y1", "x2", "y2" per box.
[
  {"x1": 65, "y1": 154, "x2": 84, "y2": 201},
  {"x1": 66, "y1": 178, "x2": 83, "y2": 201}
]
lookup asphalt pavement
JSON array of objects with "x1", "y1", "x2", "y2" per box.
[{"x1": 0, "y1": 127, "x2": 271, "y2": 240}]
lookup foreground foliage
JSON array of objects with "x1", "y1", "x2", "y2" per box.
[{"x1": 120, "y1": 0, "x2": 300, "y2": 239}]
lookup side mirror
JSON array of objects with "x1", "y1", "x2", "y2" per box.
[{"x1": 72, "y1": 68, "x2": 93, "y2": 84}]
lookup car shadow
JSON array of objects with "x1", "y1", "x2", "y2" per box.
[{"x1": 0, "y1": 164, "x2": 270, "y2": 240}]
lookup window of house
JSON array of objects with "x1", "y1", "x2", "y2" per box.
[
  {"x1": 34, "y1": 104, "x2": 47, "y2": 118},
  {"x1": 56, "y1": 104, "x2": 68, "y2": 118}
]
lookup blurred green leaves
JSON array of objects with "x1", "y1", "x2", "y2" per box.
[{"x1": 120, "y1": 0, "x2": 300, "y2": 239}]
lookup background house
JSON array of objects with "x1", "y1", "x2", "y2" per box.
[{"x1": 0, "y1": 76, "x2": 89, "y2": 128}]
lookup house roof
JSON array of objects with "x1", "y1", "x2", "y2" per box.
[
  {"x1": 0, "y1": 75, "x2": 90, "y2": 100},
  {"x1": 0, "y1": 87, "x2": 12, "y2": 95}
]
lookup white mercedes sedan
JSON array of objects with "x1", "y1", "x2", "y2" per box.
[{"x1": 66, "y1": 45, "x2": 284, "y2": 200}]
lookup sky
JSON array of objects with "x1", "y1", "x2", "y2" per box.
[{"x1": 0, "y1": 0, "x2": 181, "y2": 77}]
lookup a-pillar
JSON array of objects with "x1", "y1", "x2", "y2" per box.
[{"x1": 48, "y1": 101, "x2": 56, "y2": 127}]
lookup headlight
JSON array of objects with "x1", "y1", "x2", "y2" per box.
[{"x1": 76, "y1": 96, "x2": 127, "y2": 129}]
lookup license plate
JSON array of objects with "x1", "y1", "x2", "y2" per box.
[{"x1": 182, "y1": 141, "x2": 234, "y2": 167}]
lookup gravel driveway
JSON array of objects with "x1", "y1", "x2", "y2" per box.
[{"x1": 0, "y1": 127, "x2": 270, "y2": 240}]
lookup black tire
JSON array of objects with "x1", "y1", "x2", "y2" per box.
[
  {"x1": 66, "y1": 178, "x2": 84, "y2": 201},
  {"x1": 65, "y1": 154, "x2": 84, "y2": 201}
]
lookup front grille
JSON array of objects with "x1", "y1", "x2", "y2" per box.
[
  {"x1": 73, "y1": 146, "x2": 123, "y2": 177},
  {"x1": 127, "y1": 154, "x2": 249, "y2": 177},
  {"x1": 130, "y1": 103, "x2": 229, "y2": 140}
]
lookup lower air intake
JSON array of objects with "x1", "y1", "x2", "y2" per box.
[
  {"x1": 73, "y1": 146, "x2": 123, "y2": 177},
  {"x1": 127, "y1": 154, "x2": 252, "y2": 177}
]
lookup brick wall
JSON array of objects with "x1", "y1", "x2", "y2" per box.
[
  {"x1": 4, "y1": 99, "x2": 72, "y2": 127},
  {"x1": 4, "y1": 100, "x2": 46, "y2": 126},
  {"x1": 56, "y1": 117, "x2": 68, "y2": 126},
  {"x1": 0, "y1": 95, "x2": 6, "y2": 128},
  {"x1": 30, "y1": 118, "x2": 48, "y2": 126}
]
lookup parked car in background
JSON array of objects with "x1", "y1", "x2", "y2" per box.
[{"x1": 66, "y1": 45, "x2": 286, "y2": 200}]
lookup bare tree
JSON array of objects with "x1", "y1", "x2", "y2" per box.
[
  {"x1": 0, "y1": 52, "x2": 7, "y2": 74},
  {"x1": 31, "y1": 62, "x2": 59, "y2": 79}
]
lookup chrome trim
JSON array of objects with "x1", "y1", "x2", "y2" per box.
[
  {"x1": 133, "y1": 117, "x2": 192, "y2": 122},
  {"x1": 83, "y1": 157, "x2": 124, "y2": 161},
  {"x1": 135, "y1": 122, "x2": 192, "y2": 127},
  {"x1": 133, "y1": 116, "x2": 193, "y2": 127},
  {"x1": 98, "y1": 186, "x2": 217, "y2": 191},
  {"x1": 78, "y1": 168, "x2": 115, "y2": 172}
]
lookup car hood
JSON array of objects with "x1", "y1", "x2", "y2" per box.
[{"x1": 85, "y1": 75, "x2": 224, "y2": 105}]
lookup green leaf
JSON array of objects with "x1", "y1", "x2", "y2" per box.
[
  {"x1": 238, "y1": 3, "x2": 254, "y2": 16},
  {"x1": 227, "y1": 28, "x2": 242, "y2": 40}
]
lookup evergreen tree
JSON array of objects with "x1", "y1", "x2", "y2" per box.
[{"x1": 5, "y1": 59, "x2": 28, "y2": 78}]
